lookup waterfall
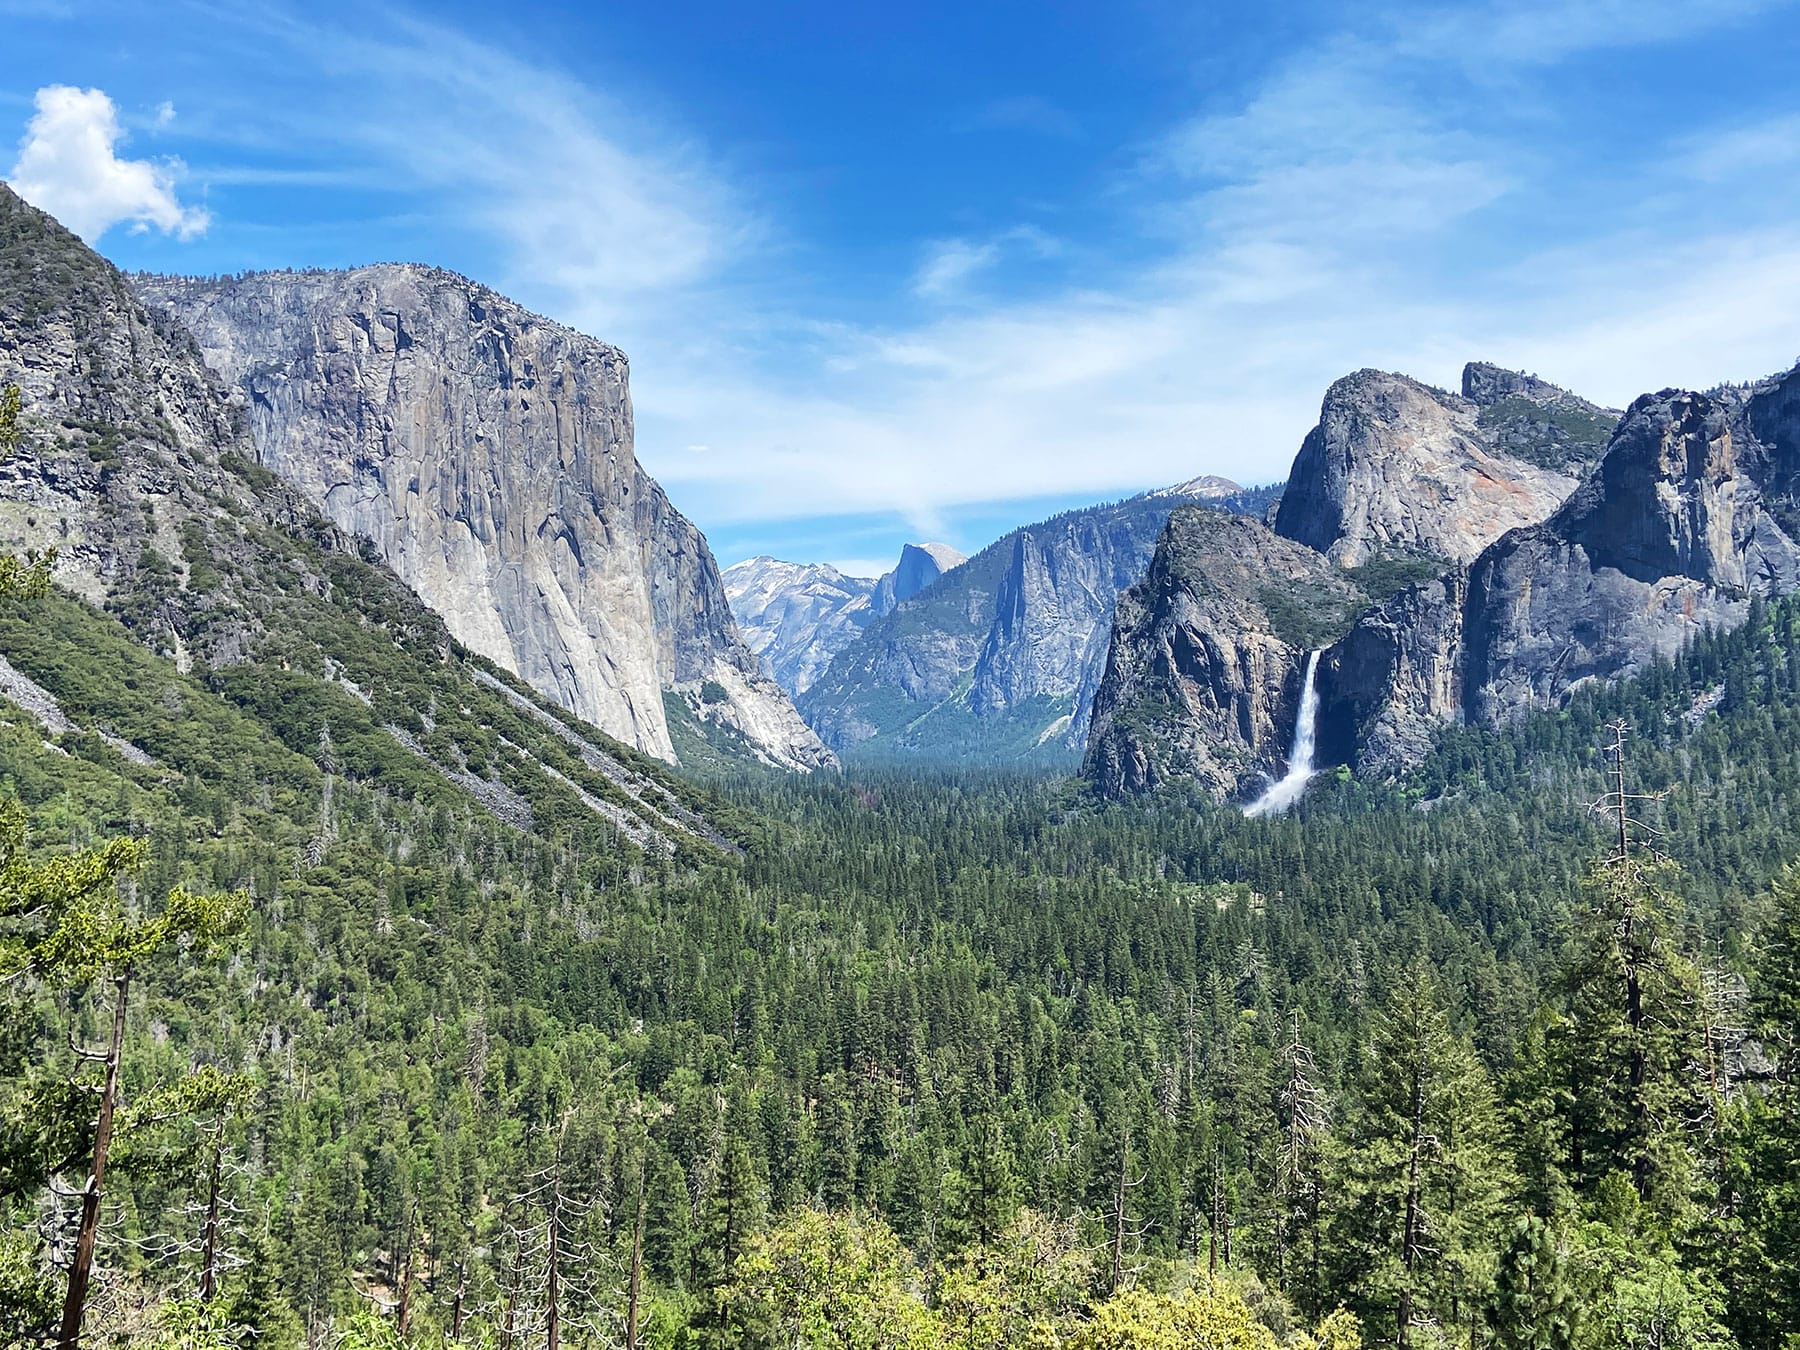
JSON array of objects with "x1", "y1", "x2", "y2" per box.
[{"x1": 1243, "y1": 649, "x2": 1322, "y2": 818}]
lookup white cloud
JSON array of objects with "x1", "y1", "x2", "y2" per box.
[
  {"x1": 134, "y1": 0, "x2": 1800, "y2": 549},
  {"x1": 1398, "y1": 0, "x2": 1780, "y2": 65},
  {"x1": 216, "y1": 8, "x2": 746, "y2": 333},
  {"x1": 913, "y1": 227, "x2": 1063, "y2": 302},
  {"x1": 914, "y1": 239, "x2": 1002, "y2": 300},
  {"x1": 6, "y1": 85, "x2": 209, "y2": 242}
]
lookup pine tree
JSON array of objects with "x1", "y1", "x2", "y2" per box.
[
  {"x1": 1488, "y1": 1216, "x2": 1579, "y2": 1350},
  {"x1": 1720, "y1": 871, "x2": 1800, "y2": 1349},
  {"x1": 1547, "y1": 725, "x2": 1709, "y2": 1227},
  {"x1": 0, "y1": 797, "x2": 248, "y2": 1346},
  {"x1": 1324, "y1": 967, "x2": 1505, "y2": 1350}
]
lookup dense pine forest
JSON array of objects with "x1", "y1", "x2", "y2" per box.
[{"x1": 3, "y1": 553, "x2": 1800, "y2": 1348}]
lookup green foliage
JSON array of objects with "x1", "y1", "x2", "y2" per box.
[
  {"x1": 1343, "y1": 553, "x2": 1446, "y2": 604},
  {"x1": 1546, "y1": 858, "x2": 1708, "y2": 1226},
  {"x1": 1323, "y1": 969, "x2": 1505, "y2": 1345},
  {"x1": 0, "y1": 477, "x2": 1796, "y2": 1344},
  {"x1": 1256, "y1": 583, "x2": 1365, "y2": 652},
  {"x1": 1490, "y1": 1217, "x2": 1580, "y2": 1350},
  {"x1": 0, "y1": 383, "x2": 19, "y2": 454},
  {"x1": 1475, "y1": 397, "x2": 1617, "y2": 472}
]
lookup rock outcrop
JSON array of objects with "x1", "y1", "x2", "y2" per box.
[
  {"x1": 1272, "y1": 367, "x2": 1603, "y2": 567},
  {"x1": 0, "y1": 182, "x2": 280, "y2": 645},
  {"x1": 136, "y1": 266, "x2": 831, "y2": 770},
  {"x1": 0, "y1": 183, "x2": 749, "y2": 847},
  {"x1": 724, "y1": 542, "x2": 964, "y2": 697},
  {"x1": 1322, "y1": 369, "x2": 1800, "y2": 777},
  {"x1": 1086, "y1": 361, "x2": 1624, "y2": 799},
  {"x1": 870, "y1": 542, "x2": 964, "y2": 616},
  {"x1": 798, "y1": 482, "x2": 1274, "y2": 761},
  {"x1": 1083, "y1": 510, "x2": 1367, "y2": 796}
]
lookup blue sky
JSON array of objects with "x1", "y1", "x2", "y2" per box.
[{"x1": 5, "y1": 0, "x2": 1800, "y2": 576}]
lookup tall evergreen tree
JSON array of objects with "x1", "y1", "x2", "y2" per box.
[{"x1": 1324, "y1": 968, "x2": 1505, "y2": 1350}]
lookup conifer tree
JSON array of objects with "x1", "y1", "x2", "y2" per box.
[
  {"x1": 1720, "y1": 871, "x2": 1800, "y2": 1348},
  {"x1": 1324, "y1": 968, "x2": 1504, "y2": 1350},
  {"x1": 1547, "y1": 724, "x2": 1708, "y2": 1227}
]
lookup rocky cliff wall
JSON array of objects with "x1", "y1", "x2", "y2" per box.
[
  {"x1": 1272, "y1": 367, "x2": 1589, "y2": 566},
  {"x1": 137, "y1": 266, "x2": 831, "y2": 770}
]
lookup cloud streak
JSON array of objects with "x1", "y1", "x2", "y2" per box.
[{"x1": 35, "y1": 0, "x2": 1800, "y2": 553}]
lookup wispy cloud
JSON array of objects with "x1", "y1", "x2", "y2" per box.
[
  {"x1": 6, "y1": 86, "x2": 209, "y2": 242},
  {"x1": 912, "y1": 227, "x2": 1061, "y2": 302},
  {"x1": 44, "y1": 0, "x2": 1800, "y2": 551},
  {"x1": 181, "y1": 4, "x2": 755, "y2": 335},
  {"x1": 1397, "y1": 0, "x2": 1781, "y2": 64}
]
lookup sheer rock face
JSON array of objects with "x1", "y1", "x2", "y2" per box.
[
  {"x1": 871, "y1": 543, "x2": 963, "y2": 616},
  {"x1": 968, "y1": 510, "x2": 1179, "y2": 726},
  {"x1": 725, "y1": 543, "x2": 964, "y2": 697},
  {"x1": 1083, "y1": 510, "x2": 1365, "y2": 799},
  {"x1": 1324, "y1": 371, "x2": 1800, "y2": 776},
  {"x1": 136, "y1": 266, "x2": 832, "y2": 770},
  {"x1": 797, "y1": 488, "x2": 1270, "y2": 759},
  {"x1": 1273, "y1": 368, "x2": 1588, "y2": 567},
  {"x1": 1080, "y1": 359, "x2": 1800, "y2": 800}
]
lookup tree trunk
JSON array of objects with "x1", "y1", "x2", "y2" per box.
[
  {"x1": 57, "y1": 968, "x2": 130, "y2": 1350},
  {"x1": 545, "y1": 1182, "x2": 560, "y2": 1350},
  {"x1": 199, "y1": 1115, "x2": 224, "y2": 1303},
  {"x1": 627, "y1": 1157, "x2": 647, "y2": 1350},
  {"x1": 1398, "y1": 1046, "x2": 1427, "y2": 1350}
]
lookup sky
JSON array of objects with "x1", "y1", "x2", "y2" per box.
[{"x1": 4, "y1": 0, "x2": 1800, "y2": 576}]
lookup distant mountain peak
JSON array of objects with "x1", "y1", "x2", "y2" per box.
[
  {"x1": 726, "y1": 541, "x2": 970, "y2": 696},
  {"x1": 1147, "y1": 474, "x2": 1242, "y2": 499}
]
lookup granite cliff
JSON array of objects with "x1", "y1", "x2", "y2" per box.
[
  {"x1": 723, "y1": 542, "x2": 964, "y2": 696},
  {"x1": 136, "y1": 266, "x2": 831, "y2": 770},
  {"x1": 0, "y1": 183, "x2": 747, "y2": 849},
  {"x1": 1082, "y1": 509, "x2": 1365, "y2": 797},
  {"x1": 1271, "y1": 366, "x2": 1610, "y2": 567},
  {"x1": 1322, "y1": 369, "x2": 1800, "y2": 776},
  {"x1": 797, "y1": 482, "x2": 1278, "y2": 762},
  {"x1": 1088, "y1": 361, "x2": 1621, "y2": 799}
]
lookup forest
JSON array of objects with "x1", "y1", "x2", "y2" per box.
[{"x1": 2, "y1": 548, "x2": 1799, "y2": 1349}]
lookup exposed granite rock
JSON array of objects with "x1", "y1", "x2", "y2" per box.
[
  {"x1": 725, "y1": 542, "x2": 964, "y2": 696},
  {"x1": 872, "y1": 542, "x2": 963, "y2": 615},
  {"x1": 1462, "y1": 380, "x2": 1800, "y2": 722},
  {"x1": 0, "y1": 184, "x2": 757, "y2": 847},
  {"x1": 1083, "y1": 509, "x2": 1367, "y2": 798},
  {"x1": 1315, "y1": 573, "x2": 1467, "y2": 775},
  {"x1": 724, "y1": 558, "x2": 877, "y2": 695},
  {"x1": 1462, "y1": 362, "x2": 1621, "y2": 474},
  {"x1": 1324, "y1": 369, "x2": 1800, "y2": 777},
  {"x1": 136, "y1": 265, "x2": 831, "y2": 770},
  {"x1": 799, "y1": 484, "x2": 1270, "y2": 761},
  {"x1": 1273, "y1": 367, "x2": 1585, "y2": 567},
  {"x1": 0, "y1": 182, "x2": 305, "y2": 659}
]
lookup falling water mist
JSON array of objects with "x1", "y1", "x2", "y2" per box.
[{"x1": 1244, "y1": 649, "x2": 1322, "y2": 818}]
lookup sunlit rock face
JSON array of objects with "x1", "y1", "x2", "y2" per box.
[
  {"x1": 138, "y1": 264, "x2": 832, "y2": 770},
  {"x1": 1273, "y1": 366, "x2": 1600, "y2": 567},
  {"x1": 1322, "y1": 369, "x2": 1800, "y2": 778},
  {"x1": 1083, "y1": 509, "x2": 1364, "y2": 799}
]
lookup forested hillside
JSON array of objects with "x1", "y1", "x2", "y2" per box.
[{"x1": 3, "y1": 531, "x2": 1799, "y2": 1347}]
